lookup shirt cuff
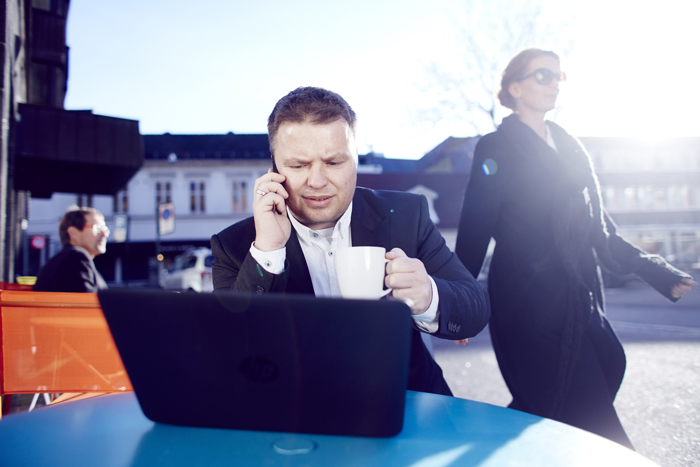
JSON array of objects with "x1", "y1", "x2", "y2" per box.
[
  {"x1": 249, "y1": 242, "x2": 286, "y2": 274},
  {"x1": 412, "y1": 276, "x2": 439, "y2": 334}
]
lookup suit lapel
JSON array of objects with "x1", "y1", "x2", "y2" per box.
[
  {"x1": 284, "y1": 228, "x2": 315, "y2": 294},
  {"x1": 350, "y1": 190, "x2": 386, "y2": 248},
  {"x1": 501, "y1": 115, "x2": 570, "y2": 187}
]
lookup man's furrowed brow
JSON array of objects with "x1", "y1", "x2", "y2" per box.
[
  {"x1": 282, "y1": 156, "x2": 311, "y2": 165},
  {"x1": 323, "y1": 151, "x2": 353, "y2": 162}
]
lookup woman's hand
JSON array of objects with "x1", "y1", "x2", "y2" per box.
[{"x1": 671, "y1": 277, "x2": 697, "y2": 299}]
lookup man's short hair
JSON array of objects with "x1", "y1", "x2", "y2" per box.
[
  {"x1": 267, "y1": 87, "x2": 357, "y2": 157},
  {"x1": 59, "y1": 206, "x2": 103, "y2": 246}
]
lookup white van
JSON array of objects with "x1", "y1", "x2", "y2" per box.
[{"x1": 160, "y1": 248, "x2": 214, "y2": 292}]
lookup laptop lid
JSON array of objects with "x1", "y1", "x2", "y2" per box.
[{"x1": 98, "y1": 290, "x2": 412, "y2": 437}]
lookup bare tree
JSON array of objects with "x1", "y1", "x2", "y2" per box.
[{"x1": 416, "y1": 0, "x2": 575, "y2": 135}]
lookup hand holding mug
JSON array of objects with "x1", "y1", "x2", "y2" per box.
[
  {"x1": 385, "y1": 248, "x2": 433, "y2": 315},
  {"x1": 253, "y1": 168, "x2": 291, "y2": 252}
]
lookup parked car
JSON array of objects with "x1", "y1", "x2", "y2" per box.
[{"x1": 159, "y1": 248, "x2": 214, "y2": 292}]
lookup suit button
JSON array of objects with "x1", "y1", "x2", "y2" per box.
[{"x1": 256, "y1": 286, "x2": 264, "y2": 295}]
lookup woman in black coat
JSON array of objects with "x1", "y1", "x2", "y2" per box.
[{"x1": 455, "y1": 49, "x2": 696, "y2": 449}]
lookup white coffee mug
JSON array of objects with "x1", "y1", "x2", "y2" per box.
[{"x1": 335, "y1": 246, "x2": 392, "y2": 299}]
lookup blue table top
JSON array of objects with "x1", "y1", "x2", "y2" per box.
[{"x1": 0, "y1": 391, "x2": 657, "y2": 466}]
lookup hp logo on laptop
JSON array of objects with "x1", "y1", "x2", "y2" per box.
[{"x1": 240, "y1": 356, "x2": 279, "y2": 383}]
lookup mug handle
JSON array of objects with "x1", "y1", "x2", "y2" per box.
[{"x1": 381, "y1": 257, "x2": 392, "y2": 297}]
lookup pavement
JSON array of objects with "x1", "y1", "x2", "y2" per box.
[{"x1": 432, "y1": 279, "x2": 700, "y2": 467}]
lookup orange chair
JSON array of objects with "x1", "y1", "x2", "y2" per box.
[{"x1": 0, "y1": 290, "x2": 133, "y2": 416}]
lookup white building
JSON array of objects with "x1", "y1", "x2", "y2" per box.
[
  {"x1": 582, "y1": 137, "x2": 700, "y2": 269},
  {"x1": 25, "y1": 134, "x2": 272, "y2": 285},
  {"x1": 26, "y1": 133, "x2": 698, "y2": 285},
  {"x1": 24, "y1": 133, "x2": 396, "y2": 285}
]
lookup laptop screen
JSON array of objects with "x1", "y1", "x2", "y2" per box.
[{"x1": 98, "y1": 290, "x2": 412, "y2": 437}]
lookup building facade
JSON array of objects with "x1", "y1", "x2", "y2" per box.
[
  {"x1": 582, "y1": 137, "x2": 700, "y2": 271},
  {"x1": 24, "y1": 133, "x2": 479, "y2": 286},
  {"x1": 24, "y1": 133, "x2": 700, "y2": 286},
  {"x1": 25, "y1": 134, "x2": 272, "y2": 285}
]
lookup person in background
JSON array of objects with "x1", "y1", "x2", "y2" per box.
[
  {"x1": 34, "y1": 206, "x2": 109, "y2": 293},
  {"x1": 211, "y1": 86, "x2": 490, "y2": 397},
  {"x1": 455, "y1": 48, "x2": 696, "y2": 449}
]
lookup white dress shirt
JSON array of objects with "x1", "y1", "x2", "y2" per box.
[
  {"x1": 546, "y1": 122, "x2": 558, "y2": 152},
  {"x1": 249, "y1": 202, "x2": 439, "y2": 333}
]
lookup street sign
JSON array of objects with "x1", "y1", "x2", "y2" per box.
[
  {"x1": 30, "y1": 235, "x2": 46, "y2": 249},
  {"x1": 159, "y1": 203, "x2": 175, "y2": 235},
  {"x1": 113, "y1": 215, "x2": 128, "y2": 243}
]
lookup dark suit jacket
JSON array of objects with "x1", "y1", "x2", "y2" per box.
[
  {"x1": 211, "y1": 187, "x2": 490, "y2": 396},
  {"x1": 34, "y1": 245, "x2": 108, "y2": 293},
  {"x1": 455, "y1": 115, "x2": 691, "y2": 432}
]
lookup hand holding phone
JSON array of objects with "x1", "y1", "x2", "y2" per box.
[{"x1": 252, "y1": 168, "x2": 291, "y2": 252}]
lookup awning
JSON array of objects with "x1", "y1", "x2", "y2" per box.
[{"x1": 14, "y1": 104, "x2": 144, "y2": 198}]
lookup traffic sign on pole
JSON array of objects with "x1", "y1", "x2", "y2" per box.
[
  {"x1": 30, "y1": 235, "x2": 46, "y2": 249},
  {"x1": 113, "y1": 215, "x2": 128, "y2": 243},
  {"x1": 159, "y1": 203, "x2": 175, "y2": 235}
]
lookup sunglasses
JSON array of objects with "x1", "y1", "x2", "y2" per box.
[
  {"x1": 516, "y1": 68, "x2": 566, "y2": 85},
  {"x1": 85, "y1": 223, "x2": 110, "y2": 237}
]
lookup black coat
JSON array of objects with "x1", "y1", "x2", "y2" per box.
[
  {"x1": 34, "y1": 245, "x2": 108, "y2": 293},
  {"x1": 212, "y1": 187, "x2": 490, "y2": 396},
  {"x1": 455, "y1": 115, "x2": 691, "y2": 447}
]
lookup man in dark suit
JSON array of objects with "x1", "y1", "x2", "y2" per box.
[
  {"x1": 34, "y1": 206, "x2": 109, "y2": 293},
  {"x1": 211, "y1": 87, "x2": 489, "y2": 396}
]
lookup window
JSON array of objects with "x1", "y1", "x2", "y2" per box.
[
  {"x1": 32, "y1": 0, "x2": 51, "y2": 10},
  {"x1": 654, "y1": 188, "x2": 667, "y2": 209},
  {"x1": 190, "y1": 181, "x2": 206, "y2": 213},
  {"x1": 183, "y1": 256, "x2": 197, "y2": 269},
  {"x1": 113, "y1": 187, "x2": 128, "y2": 214},
  {"x1": 691, "y1": 187, "x2": 700, "y2": 208},
  {"x1": 603, "y1": 187, "x2": 616, "y2": 209},
  {"x1": 172, "y1": 255, "x2": 197, "y2": 271},
  {"x1": 624, "y1": 187, "x2": 638, "y2": 209},
  {"x1": 232, "y1": 181, "x2": 248, "y2": 213},
  {"x1": 32, "y1": 0, "x2": 65, "y2": 14},
  {"x1": 77, "y1": 194, "x2": 93, "y2": 207},
  {"x1": 638, "y1": 186, "x2": 654, "y2": 209},
  {"x1": 156, "y1": 181, "x2": 172, "y2": 206},
  {"x1": 669, "y1": 186, "x2": 684, "y2": 209}
]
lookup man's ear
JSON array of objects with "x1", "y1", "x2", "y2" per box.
[{"x1": 66, "y1": 225, "x2": 79, "y2": 243}]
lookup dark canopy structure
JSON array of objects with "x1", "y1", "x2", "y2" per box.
[{"x1": 14, "y1": 104, "x2": 143, "y2": 198}]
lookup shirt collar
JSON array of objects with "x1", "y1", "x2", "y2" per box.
[{"x1": 287, "y1": 201, "x2": 353, "y2": 243}]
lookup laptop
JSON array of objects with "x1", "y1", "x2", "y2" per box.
[{"x1": 98, "y1": 290, "x2": 412, "y2": 437}]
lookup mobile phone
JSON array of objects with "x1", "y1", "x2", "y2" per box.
[{"x1": 271, "y1": 157, "x2": 284, "y2": 215}]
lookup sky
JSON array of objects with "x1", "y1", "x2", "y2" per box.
[{"x1": 64, "y1": 0, "x2": 700, "y2": 160}]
